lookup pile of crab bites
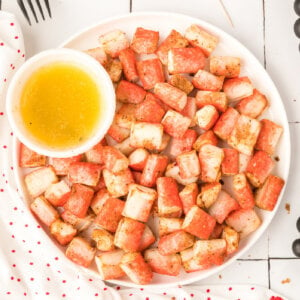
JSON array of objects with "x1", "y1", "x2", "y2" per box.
[{"x1": 21, "y1": 24, "x2": 285, "y2": 285}]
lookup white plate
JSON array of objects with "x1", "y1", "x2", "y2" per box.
[{"x1": 13, "y1": 12, "x2": 291, "y2": 288}]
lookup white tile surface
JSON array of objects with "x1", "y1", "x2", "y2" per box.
[
  {"x1": 270, "y1": 259, "x2": 300, "y2": 300},
  {"x1": 198, "y1": 260, "x2": 269, "y2": 286}
]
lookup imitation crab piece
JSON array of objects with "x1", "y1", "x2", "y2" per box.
[
  {"x1": 161, "y1": 110, "x2": 191, "y2": 138},
  {"x1": 222, "y1": 226, "x2": 240, "y2": 255},
  {"x1": 196, "y1": 91, "x2": 228, "y2": 113},
  {"x1": 156, "y1": 29, "x2": 189, "y2": 65},
  {"x1": 19, "y1": 143, "x2": 46, "y2": 168},
  {"x1": 165, "y1": 162, "x2": 198, "y2": 185},
  {"x1": 236, "y1": 89, "x2": 268, "y2": 118},
  {"x1": 105, "y1": 58, "x2": 122, "y2": 82},
  {"x1": 85, "y1": 47, "x2": 107, "y2": 66},
  {"x1": 182, "y1": 206, "x2": 216, "y2": 239},
  {"x1": 99, "y1": 29, "x2": 129, "y2": 58},
  {"x1": 64, "y1": 184, "x2": 94, "y2": 218},
  {"x1": 179, "y1": 183, "x2": 199, "y2": 215},
  {"x1": 116, "y1": 80, "x2": 146, "y2": 104},
  {"x1": 50, "y1": 154, "x2": 83, "y2": 176},
  {"x1": 154, "y1": 82, "x2": 187, "y2": 112},
  {"x1": 158, "y1": 230, "x2": 194, "y2": 256},
  {"x1": 213, "y1": 107, "x2": 240, "y2": 140},
  {"x1": 239, "y1": 153, "x2": 252, "y2": 173},
  {"x1": 92, "y1": 228, "x2": 115, "y2": 251},
  {"x1": 195, "y1": 105, "x2": 219, "y2": 131},
  {"x1": 44, "y1": 180, "x2": 71, "y2": 207},
  {"x1": 115, "y1": 103, "x2": 137, "y2": 129},
  {"x1": 208, "y1": 190, "x2": 240, "y2": 224},
  {"x1": 135, "y1": 93, "x2": 166, "y2": 123},
  {"x1": 131, "y1": 27, "x2": 159, "y2": 54},
  {"x1": 169, "y1": 129, "x2": 197, "y2": 159},
  {"x1": 245, "y1": 150, "x2": 274, "y2": 187},
  {"x1": 68, "y1": 162, "x2": 102, "y2": 187},
  {"x1": 223, "y1": 76, "x2": 253, "y2": 102},
  {"x1": 114, "y1": 217, "x2": 145, "y2": 252},
  {"x1": 128, "y1": 148, "x2": 149, "y2": 171},
  {"x1": 193, "y1": 130, "x2": 218, "y2": 152},
  {"x1": 181, "y1": 97, "x2": 197, "y2": 126},
  {"x1": 120, "y1": 252, "x2": 153, "y2": 285},
  {"x1": 232, "y1": 173, "x2": 255, "y2": 209},
  {"x1": 94, "y1": 197, "x2": 125, "y2": 232},
  {"x1": 158, "y1": 217, "x2": 183, "y2": 237},
  {"x1": 50, "y1": 219, "x2": 77, "y2": 246},
  {"x1": 130, "y1": 122, "x2": 164, "y2": 151},
  {"x1": 255, "y1": 175, "x2": 285, "y2": 211},
  {"x1": 185, "y1": 24, "x2": 218, "y2": 56},
  {"x1": 168, "y1": 47, "x2": 206, "y2": 74},
  {"x1": 228, "y1": 115, "x2": 261, "y2": 155},
  {"x1": 176, "y1": 150, "x2": 201, "y2": 179},
  {"x1": 107, "y1": 122, "x2": 130, "y2": 142},
  {"x1": 255, "y1": 119, "x2": 283, "y2": 155},
  {"x1": 192, "y1": 70, "x2": 224, "y2": 92},
  {"x1": 30, "y1": 196, "x2": 59, "y2": 227},
  {"x1": 65, "y1": 237, "x2": 96, "y2": 268},
  {"x1": 85, "y1": 140, "x2": 106, "y2": 164},
  {"x1": 139, "y1": 225, "x2": 156, "y2": 251},
  {"x1": 209, "y1": 56, "x2": 241, "y2": 78},
  {"x1": 140, "y1": 154, "x2": 168, "y2": 187},
  {"x1": 197, "y1": 182, "x2": 222, "y2": 208},
  {"x1": 221, "y1": 148, "x2": 239, "y2": 176},
  {"x1": 102, "y1": 146, "x2": 129, "y2": 173},
  {"x1": 144, "y1": 248, "x2": 182, "y2": 276},
  {"x1": 168, "y1": 75, "x2": 194, "y2": 95},
  {"x1": 137, "y1": 58, "x2": 165, "y2": 90},
  {"x1": 119, "y1": 47, "x2": 139, "y2": 82},
  {"x1": 60, "y1": 210, "x2": 94, "y2": 232},
  {"x1": 103, "y1": 168, "x2": 134, "y2": 197},
  {"x1": 122, "y1": 183, "x2": 157, "y2": 222},
  {"x1": 95, "y1": 249, "x2": 125, "y2": 280},
  {"x1": 114, "y1": 138, "x2": 136, "y2": 157},
  {"x1": 25, "y1": 166, "x2": 58, "y2": 198},
  {"x1": 225, "y1": 209, "x2": 261, "y2": 239},
  {"x1": 199, "y1": 144, "x2": 224, "y2": 183},
  {"x1": 90, "y1": 188, "x2": 110, "y2": 215},
  {"x1": 157, "y1": 177, "x2": 183, "y2": 218}
]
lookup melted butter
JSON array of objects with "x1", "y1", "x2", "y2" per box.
[{"x1": 20, "y1": 62, "x2": 101, "y2": 149}]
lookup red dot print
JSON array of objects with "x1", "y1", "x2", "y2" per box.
[
  {"x1": 24, "y1": 293, "x2": 27, "y2": 296},
  {"x1": 14, "y1": 36, "x2": 19, "y2": 39},
  {"x1": 12, "y1": 264, "x2": 16, "y2": 268},
  {"x1": 0, "y1": 188, "x2": 4, "y2": 192},
  {"x1": 46, "y1": 263, "x2": 50, "y2": 267},
  {"x1": 13, "y1": 207, "x2": 17, "y2": 210},
  {"x1": 10, "y1": 132, "x2": 14, "y2": 136},
  {"x1": 28, "y1": 250, "x2": 32, "y2": 254},
  {"x1": 163, "y1": 292, "x2": 167, "y2": 295},
  {"x1": 46, "y1": 292, "x2": 50, "y2": 295},
  {"x1": 206, "y1": 289, "x2": 210, "y2": 293},
  {"x1": 10, "y1": 23, "x2": 14, "y2": 26},
  {"x1": 146, "y1": 297, "x2": 149, "y2": 300},
  {"x1": 251, "y1": 287, "x2": 255, "y2": 290},
  {"x1": 3, "y1": 145, "x2": 7, "y2": 149},
  {"x1": 29, "y1": 262, "x2": 34, "y2": 265},
  {"x1": 0, "y1": 42, "x2": 4, "y2": 46},
  {"x1": 116, "y1": 286, "x2": 120, "y2": 290},
  {"x1": 62, "y1": 294, "x2": 66, "y2": 298},
  {"x1": 6, "y1": 292, "x2": 11, "y2": 295},
  {"x1": 88, "y1": 278, "x2": 93, "y2": 282},
  {"x1": 54, "y1": 257, "x2": 59, "y2": 260},
  {"x1": 140, "y1": 288, "x2": 144, "y2": 291},
  {"x1": 4, "y1": 78, "x2": 7, "y2": 82},
  {"x1": 22, "y1": 240, "x2": 26, "y2": 243},
  {"x1": 37, "y1": 241, "x2": 41, "y2": 245},
  {"x1": 0, "y1": 112, "x2": 4, "y2": 115},
  {"x1": 37, "y1": 225, "x2": 41, "y2": 228},
  {"x1": 9, "y1": 222, "x2": 13, "y2": 225},
  {"x1": 11, "y1": 250, "x2": 16, "y2": 253},
  {"x1": 62, "y1": 280, "x2": 66, "y2": 283},
  {"x1": 229, "y1": 287, "x2": 232, "y2": 291},
  {"x1": 22, "y1": 54, "x2": 25, "y2": 58},
  {"x1": 17, "y1": 49, "x2": 21, "y2": 53},
  {"x1": 10, "y1": 276, "x2": 14, "y2": 280},
  {"x1": 95, "y1": 294, "x2": 98, "y2": 297},
  {"x1": 190, "y1": 294, "x2": 194, "y2": 297},
  {"x1": 47, "y1": 277, "x2": 51, "y2": 281},
  {"x1": 25, "y1": 224, "x2": 28, "y2": 227},
  {"x1": 129, "y1": 294, "x2": 133, "y2": 297},
  {"x1": 207, "y1": 298, "x2": 211, "y2": 300},
  {"x1": 17, "y1": 278, "x2": 21, "y2": 282},
  {"x1": 30, "y1": 278, "x2": 34, "y2": 281},
  {"x1": 11, "y1": 235, "x2": 15, "y2": 238},
  {"x1": 103, "y1": 288, "x2": 107, "y2": 291}
]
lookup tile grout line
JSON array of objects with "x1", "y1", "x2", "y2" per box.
[{"x1": 262, "y1": 0, "x2": 267, "y2": 69}]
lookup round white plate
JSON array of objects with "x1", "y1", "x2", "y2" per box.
[{"x1": 13, "y1": 12, "x2": 291, "y2": 288}]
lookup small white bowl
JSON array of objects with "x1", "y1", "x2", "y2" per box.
[{"x1": 6, "y1": 48, "x2": 115, "y2": 158}]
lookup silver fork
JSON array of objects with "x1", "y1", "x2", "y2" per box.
[{"x1": 17, "y1": 0, "x2": 52, "y2": 25}]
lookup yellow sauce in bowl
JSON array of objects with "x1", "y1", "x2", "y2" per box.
[{"x1": 20, "y1": 62, "x2": 102, "y2": 149}]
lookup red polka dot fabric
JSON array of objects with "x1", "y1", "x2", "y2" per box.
[{"x1": 0, "y1": 11, "x2": 289, "y2": 300}]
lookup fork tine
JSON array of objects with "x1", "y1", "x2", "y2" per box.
[
  {"x1": 17, "y1": 0, "x2": 32, "y2": 25},
  {"x1": 44, "y1": 0, "x2": 52, "y2": 18},
  {"x1": 35, "y1": 0, "x2": 45, "y2": 20},
  {"x1": 27, "y1": 0, "x2": 38, "y2": 23}
]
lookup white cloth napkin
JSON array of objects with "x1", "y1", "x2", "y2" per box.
[{"x1": 0, "y1": 11, "x2": 288, "y2": 300}]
